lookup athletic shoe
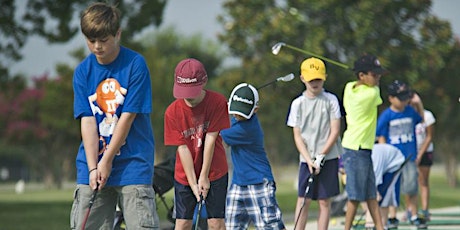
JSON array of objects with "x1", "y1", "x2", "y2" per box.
[
  {"x1": 406, "y1": 209, "x2": 412, "y2": 223},
  {"x1": 411, "y1": 216, "x2": 427, "y2": 229},
  {"x1": 418, "y1": 209, "x2": 431, "y2": 221},
  {"x1": 387, "y1": 217, "x2": 399, "y2": 229}
]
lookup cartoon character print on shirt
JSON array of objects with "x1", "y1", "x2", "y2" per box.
[{"x1": 88, "y1": 78, "x2": 127, "y2": 155}]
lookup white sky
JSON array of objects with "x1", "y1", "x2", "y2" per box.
[{"x1": 8, "y1": 0, "x2": 460, "y2": 78}]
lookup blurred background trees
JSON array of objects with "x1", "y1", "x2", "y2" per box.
[{"x1": 0, "y1": 0, "x2": 458, "y2": 188}]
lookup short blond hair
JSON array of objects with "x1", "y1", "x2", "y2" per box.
[{"x1": 80, "y1": 2, "x2": 120, "y2": 39}]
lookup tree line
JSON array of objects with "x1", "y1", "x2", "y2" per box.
[{"x1": 0, "y1": 0, "x2": 458, "y2": 188}]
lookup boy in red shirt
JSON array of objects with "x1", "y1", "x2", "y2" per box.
[{"x1": 164, "y1": 58, "x2": 230, "y2": 230}]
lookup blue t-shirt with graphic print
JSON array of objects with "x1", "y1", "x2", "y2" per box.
[
  {"x1": 73, "y1": 46, "x2": 154, "y2": 186},
  {"x1": 376, "y1": 105, "x2": 422, "y2": 161}
]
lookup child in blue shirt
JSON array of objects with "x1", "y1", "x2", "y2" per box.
[
  {"x1": 71, "y1": 3, "x2": 159, "y2": 229},
  {"x1": 376, "y1": 80, "x2": 424, "y2": 229},
  {"x1": 221, "y1": 83, "x2": 285, "y2": 230}
]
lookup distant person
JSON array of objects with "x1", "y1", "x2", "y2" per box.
[
  {"x1": 286, "y1": 57, "x2": 342, "y2": 230},
  {"x1": 164, "y1": 58, "x2": 230, "y2": 230},
  {"x1": 414, "y1": 108, "x2": 436, "y2": 220},
  {"x1": 376, "y1": 80, "x2": 425, "y2": 229},
  {"x1": 71, "y1": 2, "x2": 159, "y2": 229},
  {"x1": 221, "y1": 83, "x2": 286, "y2": 230},
  {"x1": 341, "y1": 54, "x2": 386, "y2": 230},
  {"x1": 363, "y1": 143, "x2": 405, "y2": 229}
]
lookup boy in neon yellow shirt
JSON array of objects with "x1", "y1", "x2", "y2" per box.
[{"x1": 341, "y1": 54, "x2": 386, "y2": 230}]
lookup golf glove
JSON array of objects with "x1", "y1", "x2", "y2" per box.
[{"x1": 313, "y1": 154, "x2": 325, "y2": 169}]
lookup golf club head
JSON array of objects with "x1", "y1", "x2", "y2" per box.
[
  {"x1": 271, "y1": 42, "x2": 286, "y2": 55},
  {"x1": 277, "y1": 73, "x2": 295, "y2": 82}
]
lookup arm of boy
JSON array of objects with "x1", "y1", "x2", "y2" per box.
[
  {"x1": 97, "y1": 112, "x2": 136, "y2": 189},
  {"x1": 416, "y1": 122, "x2": 434, "y2": 164},
  {"x1": 81, "y1": 116, "x2": 100, "y2": 190},
  {"x1": 319, "y1": 118, "x2": 341, "y2": 157},
  {"x1": 292, "y1": 127, "x2": 317, "y2": 174},
  {"x1": 199, "y1": 131, "x2": 219, "y2": 199},
  {"x1": 177, "y1": 145, "x2": 200, "y2": 201},
  {"x1": 410, "y1": 93, "x2": 425, "y2": 120}
]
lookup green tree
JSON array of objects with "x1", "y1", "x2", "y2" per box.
[
  {"x1": 1, "y1": 0, "x2": 167, "y2": 78},
  {"x1": 217, "y1": 0, "x2": 459, "y2": 184}
]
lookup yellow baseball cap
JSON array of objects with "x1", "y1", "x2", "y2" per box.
[{"x1": 300, "y1": 57, "x2": 326, "y2": 82}]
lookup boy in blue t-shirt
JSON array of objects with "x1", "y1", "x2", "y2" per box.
[
  {"x1": 71, "y1": 2, "x2": 159, "y2": 229},
  {"x1": 376, "y1": 80, "x2": 424, "y2": 229},
  {"x1": 221, "y1": 83, "x2": 285, "y2": 230}
]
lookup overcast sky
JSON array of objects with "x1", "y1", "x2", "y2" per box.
[{"x1": 9, "y1": 0, "x2": 460, "y2": 79}]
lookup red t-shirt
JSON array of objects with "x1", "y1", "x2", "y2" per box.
[{"x1": 164, "y1": 90, "x2": 230, "y2": 185}]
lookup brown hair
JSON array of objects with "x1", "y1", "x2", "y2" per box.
[{"x1": 80, "y1": 2, "x2": 121, "y2": 39}]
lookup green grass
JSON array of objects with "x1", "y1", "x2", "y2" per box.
[{"x1": 0, "y1": 164, "x2": 458, "y2": 230}]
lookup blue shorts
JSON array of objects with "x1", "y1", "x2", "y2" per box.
[
  {"x1": 401, "y1": 161, "x2": 418, "y2": 195},
  {"x1": 226, "y1": 179, "x2": 285, "y2": 230},
  {"x1": 174, "y1": 174, "x2": 228, "y2": 219},
  {"x1": 342, "y1": 148, "x2": 376, "y2": 201},
  {"x1": 298, "y1": 158, "x2": 340, "y2": 199},
  {"x1": 378, "y1": 171, "x2": 401, "y2": 207}
]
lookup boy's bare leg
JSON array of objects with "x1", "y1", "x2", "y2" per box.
[
  {"x1": 317, "y1": 199, "x2": 330, "y2": 230},
  {"x1": 207, "y1": 218, "x2": 225, "y2": 230},
  {"x1": 388, "y1": 205, "x2": 397, "y2": 219},
  {"x1": 175, "y1": 219, "x2": 192, "y2": 230},
  {"x1": 293, "y1": 197, "x2": 310, "y2": 230},
  {"x1": 367, "y1": 199, "x2": 384, "y2": 230},
  {"x1": 344, "y1": 200, "x2": 358, "y2": 230},
  {"x1": 380, "y1": 207, "x2": 389, "y2": 227},
  {"x1": 418, "y1": 166, "x2": 430, "y2": 211}
]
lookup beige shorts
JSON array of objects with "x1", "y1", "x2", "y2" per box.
[{"x1": 70, "y1": 184, "x2": 160, "y2": 230}]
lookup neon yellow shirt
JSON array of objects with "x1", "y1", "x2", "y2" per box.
[{"x1": 342, "y1": 81, "x2": 382, "y2": 150}]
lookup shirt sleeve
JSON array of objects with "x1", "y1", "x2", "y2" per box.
[
  {"x1": 286, "y1": 98, "x2": 300, "y2": 127},
  {"x1": 164, "y1": 106, "x2": 185, "y2": 146},
  {"x1": 122, "y1": 56, "x2": 152, "y2": 114},
  {"x1": 221, "y1": 121, "x2": 253, "y2": 146},
  {"x1": 207, "y1": 93, "x2": 230, "y2": 132},
  {"x1": 73, "y1": 65, "x2": 93, "y2": 119},
  {"x1": 325, "y1": 91, "x2": 342, "y2": 120},
  {"x1": 376, "y1": 110, "x2": 390, "y2": 138}
]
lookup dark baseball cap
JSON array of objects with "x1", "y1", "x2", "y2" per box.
[
  {"x1": 353, "y1": 54, "x2": 386, "y2": 75},
  {"x1": 387, "y1": 80, "x2": 412, "y2": 101},
  {"x1": 228, "y1": 83, "x2": 259, "y2": 119}
]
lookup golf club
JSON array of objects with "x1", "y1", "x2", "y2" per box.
[
  {"x1": 271, "y1": 42, "x2": 350, "y2": 70},
  {"x1": 81, "y1": 185, "x2": 99, "y2": 230},
  {"x1": 194, "y1": 194, "x2": 204, "y2": 230},
  {"x1": 257, "y1": 73, "x2": 295, "y2": 90},
  {"x1": 293, "y1": 173, "x2": 315, "y2": 230}
]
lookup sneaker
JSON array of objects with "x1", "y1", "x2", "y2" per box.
[
  {"x1": 387, "y1": 217, "x2": 399, "y2": 229},
  {"x1": 411, "y1": 216, "x2": 427, "y2": 229},
  {"x1": 418, "y1": 209, "x2": 431, "y2": 221},
  {"x1": 406, "y1": 209, "x2": 412, "y2": 223}
]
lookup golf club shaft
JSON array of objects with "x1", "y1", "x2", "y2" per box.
[
  {"x1": 293, "y1": 174, "x2": 314, "y2": 230},
  {"x1": 257, "y1": 80, "x2": 277, "y2": 90},
  {"x1": 280, "y1": 43, "x2": 350, "y2": 70},
  {"x1": 257, "y1": 73, "x2": 295, "y2": 90},
  {"x1": 194, "y1": 195, "x2": 204, "y2": 230},
  {"x1": 81, "y1": 186, "x2": 98, "y2": 230}
]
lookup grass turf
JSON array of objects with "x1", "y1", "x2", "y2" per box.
[{"x1": 0, "y1": 165, "x2": 458, "y2": 230}]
